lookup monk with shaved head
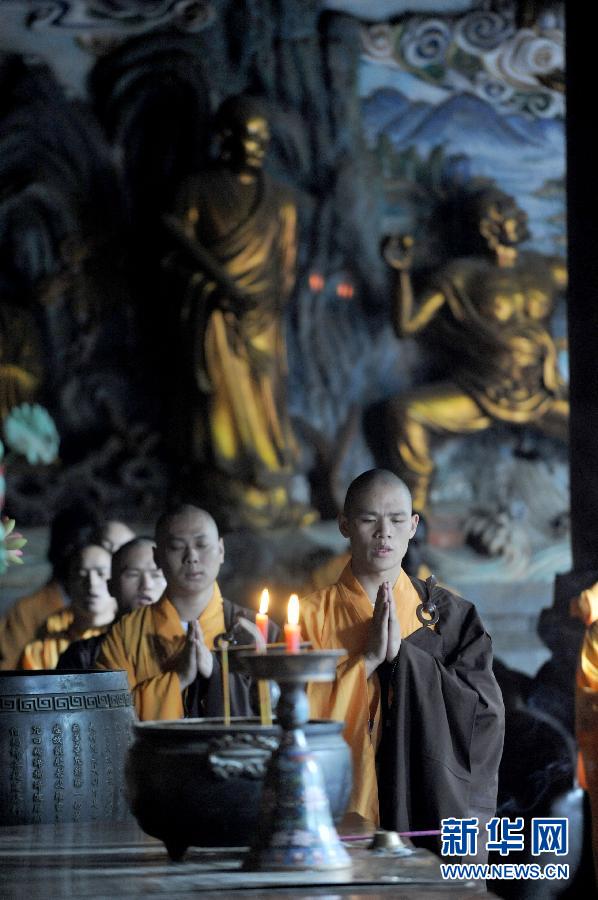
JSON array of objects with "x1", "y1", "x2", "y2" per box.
[
  {"x1": 301, "y1": 469, "x2": 504, "y2": 861},
  {"x1": 96, "y1": 504, "x2": 277, "y2": 720}
]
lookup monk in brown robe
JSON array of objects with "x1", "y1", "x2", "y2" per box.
[
  {"x1": 301, "y1": 469, "x2": 504, "y2": 856},
  {"x1": 96, "y1": 503, "x2": 277, "y2": 720},
  {"x1": 19, "y1": 541, "x2": 117, "y2": 669}
]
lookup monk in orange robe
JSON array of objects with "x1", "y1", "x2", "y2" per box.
[
  {"x1": 57, "y1": 536, "x2": 167, "y2": 669},
  {"x1": 0, "y1": 580, "x2": 66, "y2": 669},
  {"x1": 0, "y1": 510, "x2": 133, "y2": 669},
  {"x1": 576, "y1": 620, "x2": 598, "y2": 877},
  {"x1": 96, "y1": 503, "x2": 277, "y2": 720},
  {"x1": 19, "y1": 541, "x2": 117, "y2": 669},
  {"x1": 301, "y1": 469, "x2": 504, "y2": 856}
]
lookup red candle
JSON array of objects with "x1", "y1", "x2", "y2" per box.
[
  {"x1": 256, "y1": 588, "x2": 269, "y2": 647},
  {"x1": 284, "y1": 593, "x2": 301, "y2": 653}
]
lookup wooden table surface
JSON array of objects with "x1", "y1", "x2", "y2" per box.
[{"x1": 0, "y1": 820, "x2": 493, "y2": 899}]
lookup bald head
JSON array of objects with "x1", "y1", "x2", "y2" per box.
[
  {"x1": 344, "y1": 469, "x2": 412, "y2": 518},
  {"x1": 154, "y1": 504, "x2": 223, "y2": 602},
  {"x1": 95, "y1": 520, "x2": 136, "y2": 554},
  {"x1": 155, "y1": 504, "x2": 219, "y2": 545},
  {"x1": 109, "y1": 537, "x2": 166, "y2": 614}
]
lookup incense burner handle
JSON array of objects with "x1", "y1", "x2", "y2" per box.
[{"x1": 207, "y1": 733, "x2": 278, "y2": 780}]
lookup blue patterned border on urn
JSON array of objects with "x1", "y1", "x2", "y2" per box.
[{"x1": 0, "y1": 692, "x2": 133, "y2": 713}]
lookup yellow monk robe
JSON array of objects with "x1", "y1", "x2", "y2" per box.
[
  {"x1": 0, "y1": 580, "x2": 66, "y2": 670},
  {"x1": 300, "y1": 548, "x2": 433, "y2": 598},
  {"x1": 301, "y1": 562, "x2": 430, "y2": 826},
  {"x1": 576, "y1": 620, "x2": 598, "y2": 874},
  {"x1": 18, "y1": 608, "x2": 107, "y2": 670},
  {"x1": 95, "y1": 586, "x2": 225, "y2": 721}
]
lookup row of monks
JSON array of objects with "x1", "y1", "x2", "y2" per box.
[{"x1": 1, "y1": 468, "x2": 597, "y2": 871}]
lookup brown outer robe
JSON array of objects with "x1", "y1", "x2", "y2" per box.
[{"x1": 377, "y1": 576, "x2": 505, "y2": 849}]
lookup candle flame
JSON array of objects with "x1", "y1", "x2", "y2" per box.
[
  {"x1": 287, "y1": 593, "x2": 300, "y2": 626},
  {"x1": 259, "y1": 588, "x2": 269, "y2": 615}
]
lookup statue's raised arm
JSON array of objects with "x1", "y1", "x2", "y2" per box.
[
  {"x1": 383, "y1": 234, "x2": 446, "y2": 337},
  {"x1": 384, "y1": 187, "x2": 568, "y2": 512}
]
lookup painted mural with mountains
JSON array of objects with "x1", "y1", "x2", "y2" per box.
[
  {"x1": 361, "y1": 87, "x2": 565, "y2": 256},
  {"x1": 358, "y1": 4, "x2": 566, "y2": 258}
]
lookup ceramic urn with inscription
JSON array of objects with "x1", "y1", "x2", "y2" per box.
[{"x1": 0, "y1": 669, "x2": 135, "y2": 825}]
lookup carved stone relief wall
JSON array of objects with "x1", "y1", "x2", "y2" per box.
[{"x1": 0, "y1": 1, "x2": 567, "y2": 543}]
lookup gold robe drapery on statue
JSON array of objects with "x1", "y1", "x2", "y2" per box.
[
  {"x1": 197, "y1": 179, "x2": 297, "y2": 476},
  {"x1": 300, "y1": 563, "x2": 426, "y2": 825},
  {"x1": 172, "y1": 164, "x2": 309, "y2": 528},
  {"x1": 95, "y1": 587, "x2": 225, "y2": 721}
]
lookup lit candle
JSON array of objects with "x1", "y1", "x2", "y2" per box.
[
  {"x1": 284, "y1": 593, "x2": 301, "y2": 653},
  {"x1": 256, "y1": 589, "x2": 272, "y2": 724},
  {"x1": 256, "y1": 588, "x2": 269, "y2": 646}
]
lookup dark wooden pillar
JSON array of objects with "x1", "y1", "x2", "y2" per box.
[
  {"x1": 538, "y1": 11, "x2": 598, "y2": 697},
  {"x1": 565, "y1": 9, "x2": 598, "y2": 575}
]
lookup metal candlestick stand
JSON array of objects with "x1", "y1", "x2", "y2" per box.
[{"x1": 235, "y1": 649, "x2": 351, "y2": 872}]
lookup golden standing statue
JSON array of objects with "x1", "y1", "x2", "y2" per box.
[
  {"x1": 384, "y1": 189, "x2": 568, "y2": 510},
  {"x1": 168, "y1": 96, "x2": 313, "y2": 528}
]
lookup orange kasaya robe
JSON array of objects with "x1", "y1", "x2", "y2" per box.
[
  {"x1": 18, "y1": 608, "x2": 108, "y2": 671},
  {"x1": 95, "y1": 586, "x2": 225, "y2": 721},
  {"x1": 300, "y1": 561, "x2": 429, "y2": 826},
  {"x1": 0, "y1": 580, "x2": 67, "y2": 670},
  {"x1": 576, "y1": 620, "x2": 598, "y2": 874}
]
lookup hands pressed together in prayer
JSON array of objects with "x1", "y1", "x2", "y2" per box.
[
  {"x1": 364, "y1": 581, "x2": 401, "y2": 678},
  {"x1": 176, "y1": 621, "x2": 214, "y2": 691}
]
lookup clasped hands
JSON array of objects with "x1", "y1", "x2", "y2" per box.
[
  {"x1": 175, "y1": 621, "x2": 214, "y2": 691},
  {"x1": 175, "y1": 614, "x2": 263, "y2": 691},
  {"x1": 364, "y1": 581, "x2": 401, "y2": 678}
]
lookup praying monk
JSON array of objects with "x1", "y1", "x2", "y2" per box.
[
  {"x1": 576, "y1": 620, "x2": 598, "y2": 877},
  {"x1": 96, "y1": 503, "x2": 278, "y2": 720},
  {"x1": 18, "y1": 540, "x2": 117, "y2": 669},
  {"x1": 301, "y1": 469, "x2": 504, "y2": 853},
  {"x1": 0, "y1": 506, "x2": 101, "y2": 669},
  {"x1": 57, "y1": 537, "x2": 166, "y2": 669}
]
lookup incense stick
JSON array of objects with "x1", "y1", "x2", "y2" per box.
[
  {"x1": 258, "y1": 679, "x2": 272, "y2": 726},
  {"x1": 220, "y1": 640, "x2": 231, "y2": 726}
]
